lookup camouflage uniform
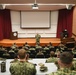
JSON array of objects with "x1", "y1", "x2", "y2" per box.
[
  {"x1": 11, "y1": 43, "x2": 18, "y2": 50},
  {"x1": 10, "y1": 61, "x2": 36, "y2": 75},
  {"x1": 35, "y1": 45, "x2": 42, "y2": 49},
  {"x1": 10, "y1": 59, "x2": 19, "y2": 63},
  {"x1": 35, "y1": 34, "x2": 41, "y2": 44},
  {"x1": 46, "y1": 57, "x2": 58, "y2": 63},
  {"x1": 44, "y1": 46, "x2": 49, "y2": 51},
  {"x1": 72, "y1": 48, "x2": 76, "y2": 55},
  {"x1": 48, "y1": 68, "x2": 76, "y2": 75},
  {"x1": 47, "y1": 60, "x2": 76, "y2": 75}
]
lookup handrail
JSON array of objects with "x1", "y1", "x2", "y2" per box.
[{"x1": 72, "y1": 33, "x2": 76, "y2": 37}]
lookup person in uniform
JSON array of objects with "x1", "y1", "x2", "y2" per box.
[
  {"x1": 47, "y1": 52, "x2": 76, "y2": 75},
  {"x1": 9, "y1": 49, "x2": 36, "y2": 75},
  {"x1": 35, "y1": 33, "x2": 41, "y2": 44},
  {"x1": 11, "y1": 43, "x2": 18, "y2": 50},
  {"x1": 61, "y1": 29, "x2": 68, "y2": 39},
  {"x1": 46, "y1": 51, "x2": 57, "y2": 63}
]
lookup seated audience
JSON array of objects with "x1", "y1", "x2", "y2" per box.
[
  {"x1": 36, "y1": 49, "x2": 44, "y2": 55},
  {"x1": 72, "y1": 46, "x2": 76, "y2": 55},
  {"x1": 48, "y1": 42, "x2": 54, "y2": 49},
  {"x1": 3, "y1": 50, "x2": 10, "y2": 59},
  {"x1": 47, "y1": 52, "x2": 76, "y2": 75},
  {"x1": 44, "y1": 45, "x2": 49, "y2": 51},
  {"x1": 35, "y1": 43, "x2": 42, "y2": 49},
  {"x1": 55, "y1": 50, "x2": 61, "y2": 58},
  {"x1": 58, "y1": 42, "x2": 67, "y2": 52},
  {"x1": 10, "y1": 54, "x2": 19, "y2": 63},
  {"x1": 11, "y1": 43, "x2": 18, "y2": 50},
  {"x1": 35, "y1": 43, "x2": 42, "y2": 52},
  {"x1": 46, "y1": 51, "x2": 57, "y2": 63},
  {"x1": 23, "y1": 42, "x2": 30, "y2": 48},
  {"x1": 9, "y1": 49, "x2": 36, "y2": 75}
]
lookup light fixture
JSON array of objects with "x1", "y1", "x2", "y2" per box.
[
  {"x1": 66, "y1": 4, "x2": 73, "y2": 10},
  {"x1": 32, "y1": 4, "x2": 38, "y2": 9},
  {"x1": 32, "y1": 0, "x2": 38, "y2": 9},
  {"x1": 0, "y1": 4, "x2": 6, "y2": 9}
]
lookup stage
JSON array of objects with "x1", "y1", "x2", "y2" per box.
[{"x1": 0, "y1": 38, "x2": 61, "y2": 47}]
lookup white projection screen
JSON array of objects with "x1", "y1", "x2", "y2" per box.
[{"x1": 20, "y1": 11, "x2": 51, "y2": 28}]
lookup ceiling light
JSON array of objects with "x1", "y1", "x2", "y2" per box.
[
  {"x1": 66, "y1": 4, "x2": 74, "y2": 10},
  {"x1": 0, "y1": 4, "x2": 6, "y2": 9},
  {"x1": 32, "y1": 4, "x2": 38, "y2": 9}
]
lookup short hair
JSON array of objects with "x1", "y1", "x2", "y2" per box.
[
  {"x1": 60, "y1": 52, "x2": 73, "y2": 64},
  {"x1": 50, "y1": 51, "x2": 55, "y2": 57},
  {"x1": 18, "y1": 49, "x2": 26, "y2": 59}
]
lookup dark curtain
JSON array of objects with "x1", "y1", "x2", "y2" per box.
[
  {"x1": 0, "y1": 9, "x2": 12, "y2": 40},
  {"x1": 56, "y1": 8, "x2": 73, "y2": 38}
]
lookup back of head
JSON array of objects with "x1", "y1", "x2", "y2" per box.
[
  {"x1": 50, "y1": 51, "x2": 55, "y2": 57},
  {"x1": 18, "y1": 49, "x2": 26, "y2": 59},
  {"x1": 60, "y1": 52, "x2": 73, "y2": 64}
]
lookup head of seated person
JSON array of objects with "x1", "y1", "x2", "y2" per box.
[
  {"x1": 46, "y1": 51, "x2": 57, "y2": 63},
  {"x1": 57, "y1": 52, "x2": 73, "y2": 69},
  {"x1": 10, "y1": 49, "x2": 36, "y2": 75},
  {"x1": 50, "y1": 51, "x2": 55, "y2": 57},
  {"x1": 48, "y1": 52, "x2": 75, "y2": 75}
]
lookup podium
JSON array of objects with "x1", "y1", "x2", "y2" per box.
[
  {"x1": 10, "y1": 31, "x2": 18, "y2": 40},
  {"x1": 61, "y1": 38, "x2": 75, "y2": 48}
]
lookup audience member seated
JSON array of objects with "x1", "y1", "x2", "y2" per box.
[
  {"x1": 0, "y1": 46, "x2": 6, "y2": 57},
  {"x1": 47, "y1": 52, "x2": 76, "y2": 75},
  {"x1": 29, "y1": 46, "x2": 36, "y2": 55},
  {"x1": 0, "y1": 46, "x2": 6, "y2": 51},
  {"x1": 46, "y1": 51, "x2": 57, "y2": 63},
  {"x1": 58, "y1": 42, "x2": 67, "y2": 52},
  {"x1": 48, "y1": 42, "x2": 54, "y2": 49},
  {"x1": 55, "y1": 50, "x2": 61, "y2": 58},
  {"x1": 10, "y1": 54, "x2": 19, "y2": 63},
  {"x1": 35, "y1": 43, "x2": 42, "y2": 49},
  {"x1": 72, "y1": 46, "x2": 76, "y2": 58},
  {"x1": 23, "y1": 42, "x2": 30, "y2": 48},
  {"x1": 14, "y1": 47, "x2": 19, "y2": 53},
  {"x1": 9, "y1": 49, "x2": 16, "y2": 59},
  {"x1": 9, "y1": 49, "x2": 36, "y2": 75},
  {"x1": 36, "y1": 49, "x2": 45, "y2": 58},
  {"x1": 43, "y1": 45, "x2": 50, "y2": 54},
  {"x1": 2, "y1": 50, "x2": 10, "y2": 59},
  {"x1": 35, "y1": 43, "x2": 42, "y2": 52},
  {"x1": 11, "y1": 43, "x2": 18, "y2": 50}
]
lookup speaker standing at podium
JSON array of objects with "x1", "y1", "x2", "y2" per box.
[{"x1": 35, "y1": 33, "x2": 41, "y2": 45}]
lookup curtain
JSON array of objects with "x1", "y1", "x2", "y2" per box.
[
  {"x1": 56, "y1": 8, "x2": 73, "y2": 38},
  {"x1": 0, "y1": 9, "x2": 12, "y2": 40}
]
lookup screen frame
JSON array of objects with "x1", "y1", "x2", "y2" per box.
[{"x1": 20, "y1": 11, "x2": 51, "y2": 29}]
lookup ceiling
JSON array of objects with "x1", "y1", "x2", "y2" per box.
[{"x1": 0, "y1": 0, "x2": 76, "y2": 11}]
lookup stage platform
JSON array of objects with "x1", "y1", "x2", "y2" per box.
[{"x1": 0, "y1": 38, "x2": 61, "y2": 47}]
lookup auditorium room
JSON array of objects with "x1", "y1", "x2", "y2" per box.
[{"x1": 0, "y1": 0, "x2": 76, "y2": 75}]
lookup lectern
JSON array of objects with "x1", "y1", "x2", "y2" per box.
[
  {"x1": 61, "y1": 38, "x2": 75, "y2": 48},
  {"x1": 10, "y1": 31, "x2": 18, "y2": 40}
]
